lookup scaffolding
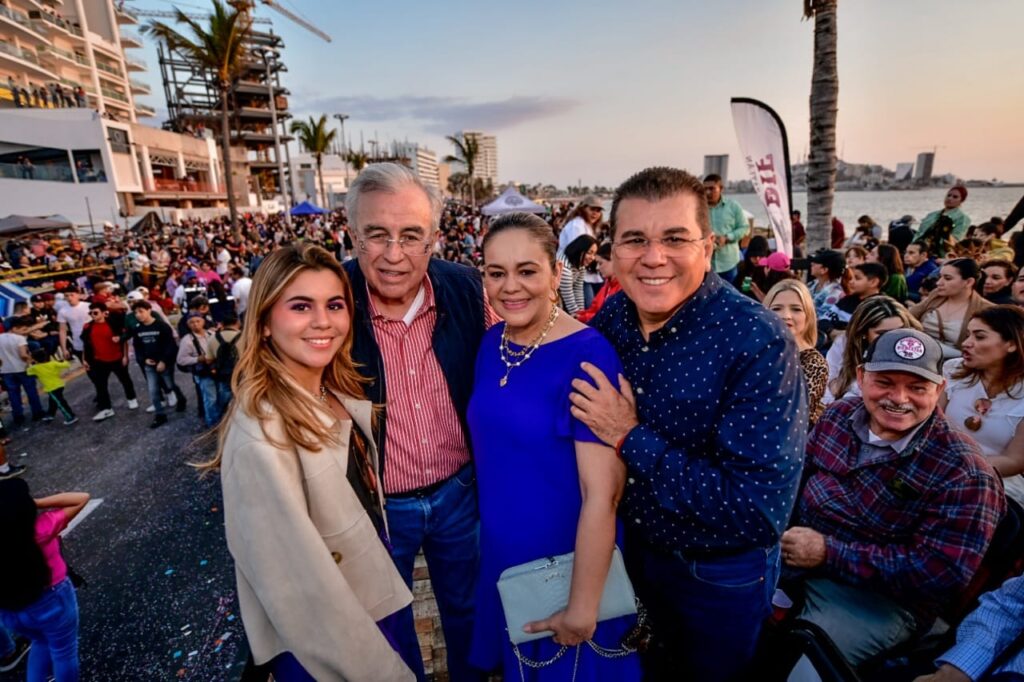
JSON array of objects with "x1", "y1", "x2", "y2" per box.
[{"x1": 155, "y1": 27, "x2": 293, "y2": 202}]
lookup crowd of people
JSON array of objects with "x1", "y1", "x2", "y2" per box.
[{"x1": 2, "y1": 163, "x2": 1024, "y2": 682}]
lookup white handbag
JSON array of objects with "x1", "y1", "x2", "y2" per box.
[{"x1": 496, "y1": 546, "x2": 638, "y2": 645}]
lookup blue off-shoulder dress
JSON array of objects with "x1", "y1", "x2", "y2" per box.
[{"x1": 467, "y1": 324, "x2": 641, "y2": 681}]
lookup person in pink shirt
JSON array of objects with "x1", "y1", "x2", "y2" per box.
[{"x1": 0, "y1": 479, "x2": 90, "y2": 682}]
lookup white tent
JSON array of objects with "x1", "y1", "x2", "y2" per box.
[{"x1": 480, "y1": 186, "x2": 548, "y2": 216}]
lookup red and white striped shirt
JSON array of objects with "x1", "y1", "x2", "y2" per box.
[{"x1": 369, "y1": 277, "x2": 471, "y2": 494}]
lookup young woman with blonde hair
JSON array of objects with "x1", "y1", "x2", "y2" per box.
[
  {"x1": 202, "y1": 243, "x2": 414, "y2": 681},
  {"x1": 764, "y1": 280, "x2": 828, "y2": 426}
]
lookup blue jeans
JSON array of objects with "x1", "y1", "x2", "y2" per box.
[
  {"x1": 385, "y1": 465, "x2": 482, "y2": 682},
  {"x1": 0, "y1": 578, "x2": 79, "y2": 682},
  {"x1": 626, "y1": 540, "x2": 780, "y2": 681},
  {"x1": 215, "y1": 379, "x2": 232, "y2": 414},
  {"x1": 192, "y1": 374, "x2": 221, "y2": 426},
  {"x1": 1, "y1": 371, "x2": 44, "y2": 423},
  {"x1": 143, "y1": 364, "x2": 184, "y2": 417}
]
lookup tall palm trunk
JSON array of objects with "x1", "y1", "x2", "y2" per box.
[
  {"x1": 316, "y1": 153, "x2": 327, "y2": 209},
  {"x1": 805, "y1": 0, "x2": 838, "y2": 254},
  {"x1": 220, "y1": 87, "x2": 240, "y2": 240}
]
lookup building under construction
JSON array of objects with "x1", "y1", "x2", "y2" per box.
[{"x1": 154, "y1": 19, "x2": 292, "y2": 209}]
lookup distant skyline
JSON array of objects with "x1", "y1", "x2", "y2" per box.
[{"x1": 129, "y1": 0, "x2": 1024, "y2": 186}]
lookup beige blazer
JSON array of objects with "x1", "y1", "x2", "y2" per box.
[{"x1": 221, "y1": 392, "x2": 414, "y2": 682}]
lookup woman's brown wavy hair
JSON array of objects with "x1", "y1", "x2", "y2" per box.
[{"x1": 197, "y1": 243, "x2": 366, "y2": 472}]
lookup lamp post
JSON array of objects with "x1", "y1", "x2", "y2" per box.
[
  {"x1": 334, "y1": 113, "x2": 349, "y2": 186},
  {"x1": 255, "y1": 47, "x2": 291, "y2": 227}
]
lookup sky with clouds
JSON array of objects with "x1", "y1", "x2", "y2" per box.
[{"x1": 129, "y1": 0, "x2": 1024, "y2": 186}]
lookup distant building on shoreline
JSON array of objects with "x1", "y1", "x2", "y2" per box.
[
  {"x1": 914, "y1": 152, "x2": 935, "y2": 182},
  {"x1": 460, "y1": 130, "x2": 498, "y2": 187}
]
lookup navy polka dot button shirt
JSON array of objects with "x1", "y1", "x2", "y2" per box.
[{"x1": 592, "y1": 273, "x2": 808, "y2": 555}]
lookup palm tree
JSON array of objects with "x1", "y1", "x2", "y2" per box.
[
  {"x1": 804, "y1": 0, "x2": 839, "y2": 253},
  {"x1": 444, "y1": 133, "x2": 481, "y2": 206},
  {"x1": 345, "y1": 150, "x2": 370, "y2": 173},
  {"x1": 143, "y1": 1, "x2": 251, "y2": 240},
  {"x1": 447, "y1": 172, "x2": 469, "y2": 202},
  {"x1": 290, "y1": 115, "x2": 337, "y2": 209}
]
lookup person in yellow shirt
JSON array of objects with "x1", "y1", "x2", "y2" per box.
[{"x1": 26, "y1": 349, "x2": 77, "y2": 425}]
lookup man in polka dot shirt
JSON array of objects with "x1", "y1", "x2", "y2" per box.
[{"x1": 571, "y1": 166, "x2": 807, "y2": 681}]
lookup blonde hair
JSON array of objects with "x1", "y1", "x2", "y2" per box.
[
  {"x1": 763, "y1": 279, "x2": 818, "y2": 349},
  {"x1": 197, "y1": 244, "x2": 366, "y2": 472}
]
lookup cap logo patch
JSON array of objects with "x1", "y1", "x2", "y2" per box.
[{"x1": 894, "y1": 336, "x2": 925, "y2": 360}]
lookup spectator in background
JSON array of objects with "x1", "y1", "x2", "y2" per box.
[
  {"x1": 765, "y1": 279, "x2": 828, "y2": 426},
  {"x1": 888, "y1": 214, "x2": 917, "y2": 255},
  {"x1": 807, "y1": 249, "x2": 846, "y2": 320},
  {"x1": 1012, "y1": 270, "x2": 1024, "y2": 307},
  {"x1": 736, "y1": 235, "x2": 770, "y2": 291},
  {"x1": 558, "y1": 234, "x2": 597, "y2": 316},
  {"x1": 229, "y1": 266, "x2": 252, "y2": 319},
  {"x1": 556, "y1": 195, "x2": 603, "y2": 256},
  {"x1": 705, "y1": 173, "x2": 750, "y2": 284},
  {"x1": 0, "y1": 318, "x2": 46, "y2": 426},
  {"x1": 207, "y1": 311, "x2": 241, "y2": 419},
  {"x1": 829, "y1": 262, "x2": 888, "y2": 328},
  {"x1": 80, "y1": 302, "x2": 138, "y2": 422},
  {"x1": 126, "y1": 300, "x2": 185, "y2": 429},
  {"x1": 26, "y1": 348, "x2": 76, "y2": 425},
  {"x1": 915, "y1": 186, "x2": 972, "y2": 250},
  {"x1": 942, "y1": 306, "x2": 1024, "y2": 506},
  {"x1": 824, "y1": 296, "x2": 922, "y2": 405},
  {"x1": 175, "y1": 313, "x2": 219, "y2": 428},
  {"x1": 831, "y1": 216, "x2": 846, "y2": 249},
  {"x1": 749, "y1": 251, "x2": 795, "y2": 302},
  {"x1": 868, "y1": 243, "x2": 909, "y2": 302},
  {"x1": 911, "y1": 259, "x2": 993, "y2": 359},
  {"x1": 577, "y1": 242, "x2": 620, "y2": 324},
  {"x1": 791, "y1": 210, "x2": 807, "y2": 257},
  {"x1": 979, "y1": 260, "x2": 1018, "y2": 304},
  {"x1": 905, "y1": 242, "x2": 940, "y2": 303}
]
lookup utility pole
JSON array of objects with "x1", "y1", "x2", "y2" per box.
[
  {"x1": 255, "y1": 47, "x2": 291, "y2": 226},
  {"x1": 334, "y1": 113, "x2": 349, "y2": 185}
]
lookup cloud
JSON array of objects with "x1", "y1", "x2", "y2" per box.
[{"x1": 292, "y1": 94, "x2": 578, "y2": 134}]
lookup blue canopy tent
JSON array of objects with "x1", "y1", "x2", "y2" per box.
[{"x1": 290, "y1": 201, "x2": 327, "y2": 216}]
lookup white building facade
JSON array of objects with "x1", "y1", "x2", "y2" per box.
[{"x1": 461, "y1": 130, "x2": 498, "y2": 187}]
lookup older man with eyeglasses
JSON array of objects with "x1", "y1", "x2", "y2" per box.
[
  {"x1": 343, "y1": 163, "x2": 495, "y2": 682},
  {"x1": 569, "y1": 166, "x2": 807, "y2": 681}
]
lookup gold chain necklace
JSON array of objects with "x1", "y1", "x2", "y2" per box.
[
  {"x1": 498, "y1": 305, "x2": 559, "y2": 387},
  {"x1": 318, "y1": 384, "x2": 328, "y2": 403}
]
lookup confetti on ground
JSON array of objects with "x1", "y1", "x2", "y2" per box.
[
  {"x1": 200, "y1": 560, "x2": 208, "y2": 566},
  {"x1": 165, "y1": 569, "x2": 174, "y2": 576},
  {"x1": 180, "y1": 625, "x2": 189, "y2": 631},
  {"x1": 227, "y1": 615, "x2": 236, "y2": 622},
  {"x1": 173, "y1": 651, "x2": 182, "y2": 659},
  {"x1": 188, "y1": 650, "x2": 198, "y2": 658},
  {"x1": 220, "y1": 632, "x2": 232, "y2": 641}
]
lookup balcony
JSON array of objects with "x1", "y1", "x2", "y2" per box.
[
  {"x1": 94, "y1": 59, "x2": 123, "y2": 78},
  {"x1": 1, "y1": 4, "x2": 48, "y2": 42},
  {"x1": 0, "y1": 41, "x2": 57, "y2": 79},
  {"x1": 119, "y1": 29, "x2": 143, "y2": 48},
  {"x1": 116, "y1": 4, "x2": 139, "y2": 24},
  {"x1": 143, "y1": 178, "x2": 224, "y2": 196},
  {"x1": 0, "y1": 161, "x2": 75, "y2": 183},
  {"x1": 129, "y1": 78, "x2": 150, "y2": 95},
  {"x1": 135, "y1": 102, "x2": 156, "y2": 117},
  {"x1": 101, "y1": 87, "x2": 129, "y2": 104},
  {"x1": 38, "y1": 45, "x2": 88, "y2": 68},
  {"x1": 124, "y1": 54, "x2": 146, "y2": 71},
  {"x1": 27, "y1": 10, "x2": 83, "y2": 39}
]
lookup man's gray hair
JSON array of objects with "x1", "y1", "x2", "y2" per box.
[{"x1": 345, "y1": 162, "x2": 443, "y2": 233}]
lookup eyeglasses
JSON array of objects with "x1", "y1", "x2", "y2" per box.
[
  {"x1": 964, "y1": 397, "x2": 992, "y2": 432},
  {"x1": 88, "y1": 311, "x2": 102, "y2": 317},
  {"x1": 358, "y1": 234, "x2": 431, "y2": 256},
  {"x1": 612, "y1": 235, "x2": 707, "y2": 259}
]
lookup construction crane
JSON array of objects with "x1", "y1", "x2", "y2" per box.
[{"x1": 129, "y1": 0, "x2": 331, "y2": 42}]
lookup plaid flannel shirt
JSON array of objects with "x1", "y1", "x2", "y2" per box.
[{"x1": 795, "y1": 398, "x2": 1006, "y2": 622}]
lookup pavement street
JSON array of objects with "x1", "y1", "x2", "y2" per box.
[{"x1": 0, "y1": 362, "x2": 248, "y2": 681}]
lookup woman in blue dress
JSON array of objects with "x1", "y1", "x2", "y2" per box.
[{"x1": 467, "y1": 212, "x2": 641, "y2": 681}]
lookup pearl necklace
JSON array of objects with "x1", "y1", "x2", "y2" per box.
[{"x1": 498, "y1": 305, "x2": 559, "y2": 387}]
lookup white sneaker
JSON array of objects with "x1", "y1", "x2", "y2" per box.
[
  {"x1": 167, "y1": 392, "x2": 177, "y2": 407},
  {"x1": 92, "y1": 409, "x2": 115, "y2": 421},
  {"x1": 146, "y1": 405, "x2": 156, "y2": 413},
  {"x1": 127, "y1": 399, "x2": 139, "y2": 410}
]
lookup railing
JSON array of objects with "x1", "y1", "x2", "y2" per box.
[
  {"x1": 94, "y1": 60, "x2": 121, "y2": 77},
  {"x1": 129, "y1": 77, "x2": 149, "y2": 91},
  {"x1": 42, "y1": 45, "x2": 88, "y2": 66},
  {"x1": 58, "y1": 77, "x2": 94, "y2": 95},
  {"x1": 101, "y1": 87, "x2": 129, "y2": 103},
  {"x1": 124, "y1": 54, "x2": 147, "y2": 70},
  {"x1": 116, "y1": 4, "x2": 139, "y2": 22},
  {"x1": 28, "y1": 10, "x2": 82, "y2": 37},
  {"x1": 119, "y1": 29, "x2": 142, "y2": 44},
  {"x1": 135, "y1": 103, "x2": 156, "y2": 117},
  {"x1": 0, "y1": 40, "x2": 42, "y2": 66},
  {"x1": 0, "y1": 5, "x2": 39, "y2": 35},
  {"x1": 0, "y1": 162, "x2": 74, "y2": 183},
  {"x1": 145, "y1": 178, "x2": 221, "y2": 194}
]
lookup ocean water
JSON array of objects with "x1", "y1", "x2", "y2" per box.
[{"x1": 730, "y1": 186, "x2": 1023, "y2": 233}]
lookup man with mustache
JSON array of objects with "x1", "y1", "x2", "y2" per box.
[{"x1": 782, "y1": 328, "x2": 1005, "y2": 672}]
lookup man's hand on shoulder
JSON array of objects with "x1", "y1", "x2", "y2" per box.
[{"x1": 569, "y1": 362, "x2": 639, "y2": 447}]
